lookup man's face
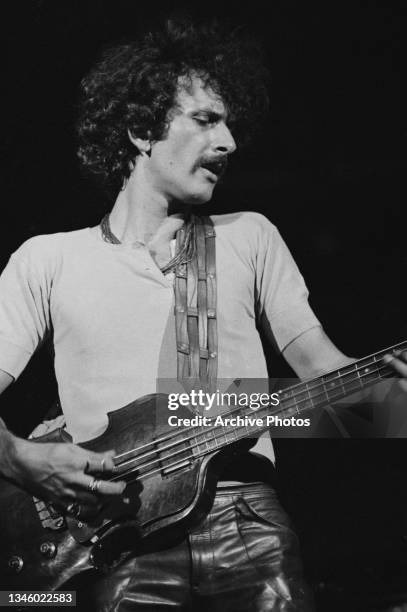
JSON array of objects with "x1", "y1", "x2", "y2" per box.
[{"x1": 145, "y1": 76, "x2": 237, "y2": 204}]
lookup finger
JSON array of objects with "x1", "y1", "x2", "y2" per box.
[
  {"x1": 70, "y1": 490, "x2": 103, "y2": 507},
  {"x1": 56, "y1": 486, "x2": 81, "y2": 500},
  {"x1": 90, "y1": 477, "x2": 127, "y2": 497},
  {"x1": 398, "y1": 379, "x2": 407, "y2": 393},
  {"x1": 383, "y1": 353, "x2": 407, "y2": 377},
  {"x1": 61, "y1": 478, "x2": 109, "y2": 506},
  {"x1": 58, "y1": 489, "x2": 100, "y2": 508},
  {"x1": 83, "y1": 450, "x2": 116, "y2": 474},
  {"x1": 76, "y1": 473, "x2": 126, "y2": 497}
]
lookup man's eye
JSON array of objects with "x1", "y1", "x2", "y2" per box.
[{"x1": 195, "y1": 116, "x2": 211, "y2": 125}]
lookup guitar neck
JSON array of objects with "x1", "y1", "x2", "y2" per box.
[
  {"x1": 277, "y1": 339, "x2": 406, "y2": 415},
  {"x1": 192, "y1": 340, "x2": 407, "y2": 453},
  {"x1": 108, "y1": 340, "x2": 406, "y2": 486}
]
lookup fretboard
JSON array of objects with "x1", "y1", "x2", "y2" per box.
[
  {"x1": 189, "y1": 340, "x2": 407, "y2": 454},
  {"x1": 111, "y1": 341, "x2": 407, "y2": 484}
]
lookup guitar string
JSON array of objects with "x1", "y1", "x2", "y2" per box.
[
  {"x1": 109, "y1": 358, "x2": 400, "y2": 482},
  {"x1": 112, "y1": 356, "x2": 395, "y2": 474},
  {"x1": 264, "y1": 341, "x2": 407, "y2": 398},
  {"x1": 111, "y1": 363, "x2": 395, "y2": 485},
  {"x1": 110, "y1": 346, "x2": 405, "y2": 470},
  {"x1": 108, "y1": 360, "x2": 397, "y2": 483},
  {"x1": 112, "y1": 340, "x2": 407, "y2": 464},
  {"x1": 275, "y1": 361, "x2": 395, "y2": 411}
]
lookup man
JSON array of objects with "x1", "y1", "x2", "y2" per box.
[{"x1": 0, "y1": 19, "x2": 406, "y2": 611}]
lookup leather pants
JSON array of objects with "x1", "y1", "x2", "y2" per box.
[{"x1": 86, "y1": 483, "x2": 314, "y2": 612}]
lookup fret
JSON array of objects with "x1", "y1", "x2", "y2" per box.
[
  {"x1": 278, "y1": 389, "x2": 294, "y2": 406},
  {"x1": 344, "y1": 376, "x2": 364, "y2": 395},
  {"x1": 223, "y1": 427, "x2": 238, "y2": 444},
  {"x1": 203, "y1": 429, "x2": 211, "y2": 453},
  {"x1": 278, "y1": 385, "x2": 306, "y2": 415},
  {"x1": 211, "y1": 427, "x2": 219, "y2": 449},
  {"x1": 294, "y1": 392, "x2": 301, "y2": 415},
  {"x1": 229, "y1": 425, "x2": 240, "y2": 442},
  {"x1": 359, "y1": 366, "x2": 381, "y2": 385},
  {"x1": 203, "y1": 427, "x2": 217, "y2": 451},
  {"x1": 341, "y1": 365, "x2": 354, "y2": 395},
  {"x1": 307, "y1": 383, "x2": 320, "y2": 411},
  {"x1": 282, "y1": 393, "x2": 301, "y2": 416},
  {"x1": 217, "y1": 427, "x2": 227, "y2": 447},
  {"x1": 192, "y1": 431, "x2": 206, "y2": 456},
  {"x1": 292, "y1": 390, "x2": 312, "y2": 414},
  {"x1": 198, "y1": 427, "x2": 213, "y2": 453},
  {"x1": 194, "y1": 429, "x2": 206, "y2": 455},
  {"x1": 279, "y1": 396, "x2": 301, "y2": 418},
  {"x1": 323, "y1": 371, "x2": 345, "y2": 403},
  {"x1": 300, "y1": 387, "x2": 313, "y2": 413},
  {"x1": 323, "y1": 381, "x2": 331, "y2": 406}
]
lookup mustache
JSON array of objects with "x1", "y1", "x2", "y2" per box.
[{"x1": 194, "y1": 156, "x2": 228, "y2": 176}]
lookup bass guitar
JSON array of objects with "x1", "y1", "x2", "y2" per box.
[{"x1": 1, "y1": 341, "x2": 405, "y2": 590}]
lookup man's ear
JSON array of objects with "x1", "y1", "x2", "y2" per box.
[{"x1": 128, "y1": 129, "x2": 152, "y2": 157}]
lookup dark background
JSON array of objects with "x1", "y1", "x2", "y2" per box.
[{"x1": 2, "y1": 1, "x2": 407, "y2": 609}]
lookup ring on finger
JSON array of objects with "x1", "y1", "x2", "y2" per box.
[{"x1": 88, "y1": 477, "x2": 101, "y2": 493}]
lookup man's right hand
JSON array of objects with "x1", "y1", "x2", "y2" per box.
[{"x1": 2, "y1": 433, "x2": 126, "y2": 519}]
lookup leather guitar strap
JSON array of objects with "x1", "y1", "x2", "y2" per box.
[{"x1": 174, "y1": 215, "x2": 217, "y2": 392}]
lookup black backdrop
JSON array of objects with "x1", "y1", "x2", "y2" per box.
[{"x1": 2, "y1": 1, "x2": 407, "y2": 608}]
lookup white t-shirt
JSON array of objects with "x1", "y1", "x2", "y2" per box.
[{"x1": 0, "y1": 212, "x2": 320, "y2": 444}]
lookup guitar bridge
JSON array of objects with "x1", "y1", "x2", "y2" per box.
[{"x1": 33, "y1": 496, "x2": 66, "y2": 530}]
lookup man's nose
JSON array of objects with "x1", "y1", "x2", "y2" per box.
[{"x1": 213, "y1": 122, "x2": 237, "y2": 155}]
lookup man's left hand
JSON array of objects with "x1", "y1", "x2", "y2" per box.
[{"x1": 384, "y1": 351, "x2": 407, "y2": 391}]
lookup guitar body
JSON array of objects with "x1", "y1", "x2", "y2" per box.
[
  {"x1": 0, "y1": 394, "x2": 254, "y2": 590},
  {"x1": 3, "y1": 338, "x2": 403, "y2": 591}
]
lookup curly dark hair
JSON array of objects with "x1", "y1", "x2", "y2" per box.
[{"x1": 77, "y1": 19, "x2": 269, "y2": 194}]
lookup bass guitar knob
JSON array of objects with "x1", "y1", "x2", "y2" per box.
[
  {"x1": 39, "y1": 541, "x2": 57, "y2": 558},
  {"x1": 8, "y1": 556, "x2": 24, "y2": 573}
]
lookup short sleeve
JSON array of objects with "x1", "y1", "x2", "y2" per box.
[
  {"x1": 255, "y1": 218, "x2": 321, "y2": 352},
  {"x1": 0, "y1": 239, "x2": 53, "y2": 379}
]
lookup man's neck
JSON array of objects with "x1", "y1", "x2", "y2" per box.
[{"x1": 108, "y1": 171, "x2": 185, "y2": 248}]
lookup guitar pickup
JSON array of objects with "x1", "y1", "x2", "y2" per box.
[{"x1": 152, "y1": 437, "x2": 193, "y2": 478}]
